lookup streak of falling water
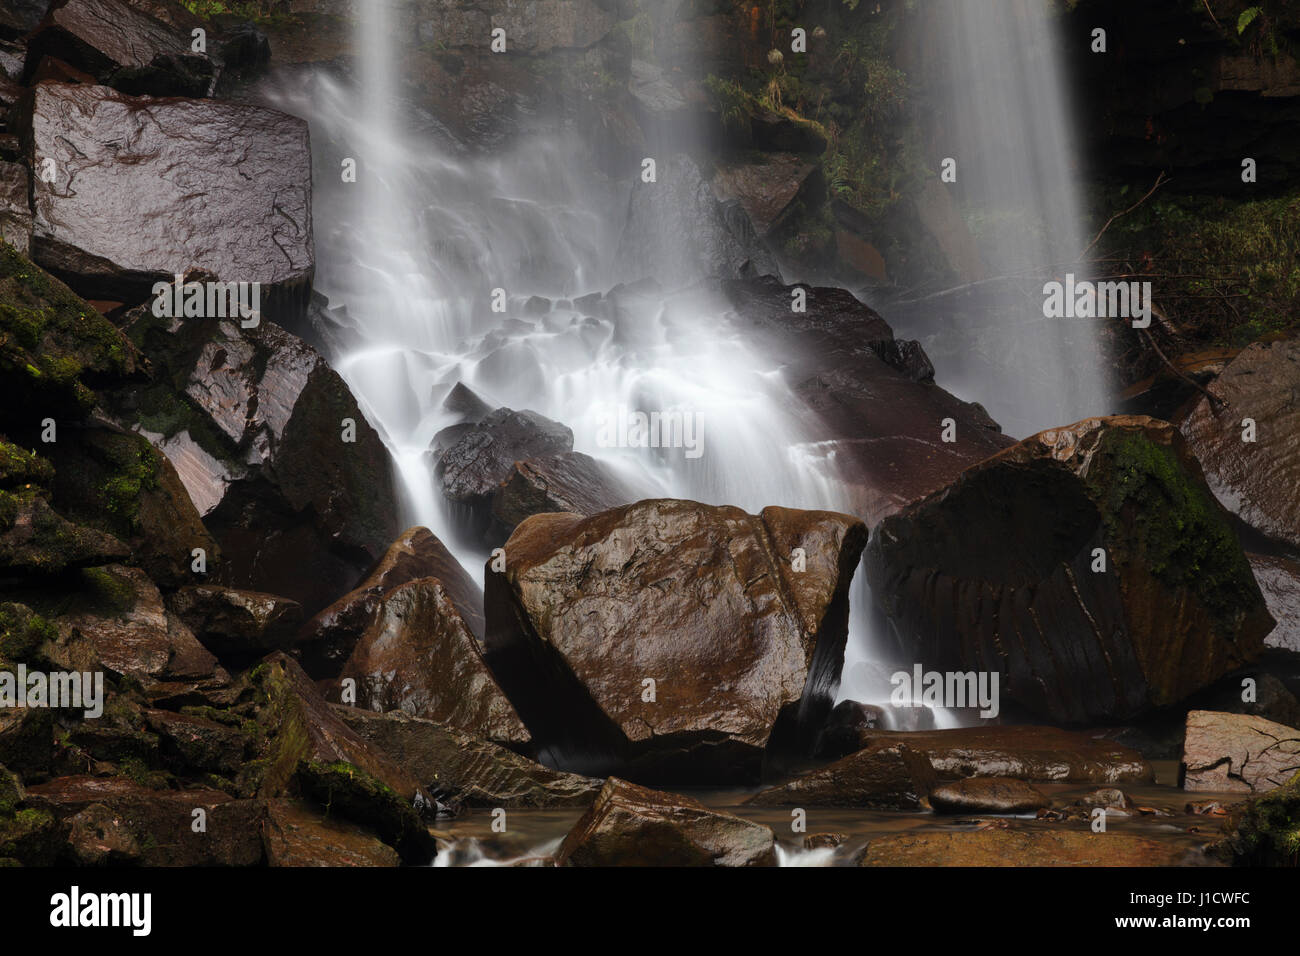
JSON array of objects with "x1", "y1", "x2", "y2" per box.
[{"x1": 921, "y1": 0, "x2": 1107, "y2": 437}]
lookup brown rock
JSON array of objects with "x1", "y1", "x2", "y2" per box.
[
  {"x1": 143, "y1": 708, "x2": 247, "y2": 776},
  {"x1": 262, "y1": 799, "x2": 399, "y2": 867},
  {"x1": 1179, "y1": 335, "x2": 1300, "y2": 550},
  {"x1": 1182, "y1": 710, "x2": 1300, "y2": 793},
  {"x1": 169, "y1": 585, "x2": 303, "y2": 664},
  {"x1": 1248, "y1": 553, "x2": 1300, "y2": 653},
  {"x1": 929, "y1": 777, "x2": 1050, "y2": 814},
  {"x1": 485, "y1": 499, "x2": 868, "y2": 782},
  {"x1": 861, "y1": 829, "x2": 1194, "y2": 867},
  {"x1": 0, "y1": 491, "x2": 129, "y2": 574},
  {"x1": 0, "y1": 160, "x2": 30, "y2": 254},
  {"x1": 745, "y1": 742, "x2": 937, "y2": 810},
  {"x1": 333, "y1": 705, "x2": 601, "y2": 809},
  {"x1": 866, "y1": 416, "x2": 1273, "y2": 723},
  {"x1": 337, "y1": 578, "x2": 528, "y2": 747},
  {"x1": 711, "y1": 153, "x2": 818, "y2": 237},
  {"x1": 490, "y1": 451, "x2": 642, "y2": 539},
  {"x1": 556, "y1": 777, "x2": 776, "y2": 867}
]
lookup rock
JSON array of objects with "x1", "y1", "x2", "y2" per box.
[
  {"x1": 334, "y1": 706, "x2": 602, "y2": 809},
  {"x1": 711, "y1": 153, "x2": 819, "y2": 238},
  {"x1": 65, "y1": 803, "x2": 142, "y2": 865},
  {"x1": 804, "y1": 832, "x2": 847, "y2": 850},
  {"x1": 490, "y1": 451, "x2": 642, "y2": 538},
  {"x1": 262, "y1": 798, "x2": 399, "y2": 867},
  {"x1": 434, "y1": 406, "x2": 573, "y2": 521},
  {"x1": 746, "y1": 742, "x2": 938, "y2": 810},
  {"x1": 929, "y1": 778, "x2": 1050, "y2": 815},
  {"x1": 0, "y1": 705, "x2": 53, "y2": 778},
  {"x1": 1179, "y1": 335, "x2": 1300, "y2": 550},
  {"x1": 143, "y1": 708, "x2": 247, "y2": 776},
  {"x1": 815, "y1": 698, "x2": 935, "y2": 758},
  {"x1": 843, "y1": 726, "x2": 1154, "y2": 784},
  {"x1": 1182, "y1": 710, "x2": 1300, "y2": 794},
  {"x1": 0, "y1": 1, "x2": 50, "y2": 39},
  {"x1": 299, "y1": 526, "x2": 484, "y2": 675},
  {"x1": 861, "y1": 829, "x2": 1194, "y2": 867},
  {"x1": 1249, "y1": 553, "x2": 1300, "y2": 653},
  {"x1": 556, "y1": 777, "x2": 776, "y2": 867},
  {"x1": 0, "y1": 160, "x2": 30, "y2": 254},
  {"x1": 866, "y1": 416, "x2": 1273, "y2": 724},
  {"x1": 723, "y1": 275, "x2": 1014, "y2": 526},
  {"x1": 416, "y1": 0, "x2": 614, "y2": 54},
  {"x1": 122, "y1": 314, "x2": 400, "y2": 617},
  {"x1": 169, "y1": 586, "x2": 303, "y2": 665},
  {"x1": 25, "y1": 0, "x2": 216, "y2": 97},
  {"x1": 24, "y1": 776, "x2": 264, "y2": 865},
  {"x1": 615, "y1": 154, "x2": 779, "y2": 286},
  {"x1": 20, "y1": 83, "x2": 313, "y2": 319},
  {"x1": 337, "y1": 578, "x2": 529, "y2": 747},
  {"x1": 485, "y1": 499, "x2": 868, "y2": 782},
  {"x1": 0, "y1": 491, "x2": 130, "y2": 574},
  {"x1": 748, "y1": 108, "x2": 828, "y2": 155},
  {"x1": 441, "y1": 381, "x2": 493, "y2": 424},
  {"x1": 57, "y1": 565, "x2": 221, "y2": 686}
]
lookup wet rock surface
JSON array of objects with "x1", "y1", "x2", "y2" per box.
[
  {"x1": 929, "y1": 777, "x2": 1051, "y2": 815},
  {"x1": 490, "y1": 451, "x2": 643, "y2": 539},
  {"x1": 746, "y1": 742, "x2": 938, "y2": 810},
  {"x1": 867, "y1": 416, "x2": 1273, "y2": 723},
  {"x1": 1182, "y1": 709, "x2": 1300, "y2": 794},
  {"x1": 485, "y1": 499, "x2": 868, "y2": 783},
  {"x1": 861, "y1": 829, "x2": 1195, "y2": 867}
]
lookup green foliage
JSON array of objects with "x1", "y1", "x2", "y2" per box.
[
  {"x1": 1238, "y1": 6, "x2": 1262, "y2": 33},
  {"x1": 0, "y1": 603, "x2": 56, "y2": 666}
]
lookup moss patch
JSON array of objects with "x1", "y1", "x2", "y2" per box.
[
  {"x1": 297, "y1": 759, "x2": 433, "y2": 864},
  {"x1": 0, "y1": 603, "x2": 56, "y2": 667},
  {"x1": 1215, "y1": 770, "x2": 1300, "y2": 865},
  {"x1": 0, "y1": 440, "x2": 54, "y2": 490}
]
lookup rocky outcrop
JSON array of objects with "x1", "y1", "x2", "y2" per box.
[
  {"x1": 0, "y1": 160, "x2": 30, "y2": 254},
  {"x1": 490, "y1": 451, "x2": 642, "y2": 538},
  {"x1": 929, "y1": 778, "x2": 1050, "y2": 815},
  {"x1": 867, "y1": 416, "x2": 1273, "y2": 724},
  {"x1": 337, "y1": 578, "x2": 529, "y2": 748},
  {"x1": 745, "y1": 742, "x2": 937, "y2": 810},
  {"x1": 121, "y1": 312, "x2": 400, "y2": 617},
  {"x1": 1182, "y1": 710, "x2": 1300, "y2": 794},
  {"x1": 19, "y1": 82, "x2": 313, "y2": 319},
  {"x1": 298, "y1": 527, "x2": 484, "y2": 675},
  {"x1": 24, "y1": 0, "x2": 217, "y2": 97},
  {"x1": 485, "y1": 499, "x2": 868, "y2": 783},
  {"x1": 1179, "y1": 335, "x2": 1300, "y2": 551},
  {"x1": 168, "y1": 586, "x2": 303, "y2": 665},
  {"x1": 861, "y1": 829, "x2": 1194, "y2": 867},
  {"x1": 841, "y1": 727, "x2": 1154, "y2": 784},
  {"x1": 711, "y1": 153, "x2": 820, "y2": 239},
  {"x1": 263, "y1": 798, "x2": 400, "y2": 867},
  {"x1": 556, "y1": 777, "x2": 776, "y2": 867},
  {"x1": 1249, "y1": 553, "x2": 1300, "y2": 653},
  {"x1": 723, "y1": 275, "x2": 1015, "y2": 526},
  {"x1": 335, "y1": 706, "x2": 601, "y2": 809}
]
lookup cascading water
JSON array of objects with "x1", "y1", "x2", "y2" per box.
[{"x1": 904, "y1": 0, "x2": 1107, "y2": 438}]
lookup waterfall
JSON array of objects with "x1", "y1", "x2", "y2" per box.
[{"x1": 914, "y1": 0, "x2": 1107, "y2": 438}]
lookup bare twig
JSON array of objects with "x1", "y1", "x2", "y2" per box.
[
  {"x1": 1081, "y1": 172, "x2": 1170, "y2": 259},
  {"x1": 1202, "y1": 0, "x2": 1221, "y2": 28},
  {"x1": 1139, "y1": 316, "x2": 1226, "y2": 413}
]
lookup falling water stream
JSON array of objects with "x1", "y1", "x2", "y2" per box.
[{"x1": 257, "y1": 1, "x2": 1110, "y2": 863}]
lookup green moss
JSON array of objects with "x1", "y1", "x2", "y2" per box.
[
  {"x1": 297, "y1": 759, "x2": 432, "y2": 863},
  {"x1": 0, "y1": 603, "x2": 56, "y2": 666},
  {"x1": 0, "y1": 440, "x2": 54, "y2": 490},
  {"x1": 79, "y1": 567, "x2": 137, "y2": 614},
  {"x1": 1086, "y1": 429, "x2": 1260, "y2": 629},
  {"x1": 1216, "y1": 770, "x2": 1300, "y2": 865}
]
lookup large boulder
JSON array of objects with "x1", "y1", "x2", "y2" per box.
[
  {"x1": 556, "y1": 777, "x2": 776, "y2": 867},
  {"x1": 121, "y1": 312, "x2": 400, "y2": 617},
  {"x1": 1182, "y1": 710, "x2": 1300, "y2": 794},
  {"x1": 1248, "y1": 553, "x2": 1300, "y2": 653},
  {"x1": 337, "y1": 578, "x2": 529, "y2": 748},
  {"x1": 23, "y1": 0, "x2": 216, "y2": 97},
  {"x1": 484, "y1": 498, "x2": 868, "y2": 783},
  {"x1": 1179, "y1": 335, "x2": 1300, "y2": 550},
  {"x1": 262, "y1": 798, "x2": 399, "y2": 867},
  {"x1": 168, "y1": 585, "x2": 303, "y2": 665},
  {"x1": 928, "y1": 778, "x2": 1051, "y2": 815},
  {"x1": 18, "y1": 82, "x2": 313, "y2": 319},
  {"x1": 723, "y1": 275, "x2": 1015, "y2": 526},
  {"x1": 745, "y1": 742, "x2": 937, "y2": 810},
  {"x1": 490, "y1": 451, "x2": 642, "y2": 539},
  {"x1": 866, "y1": 416, "x2": 1273, "y2": 724},
  {"x1": 298, "y1": 526, "x2": 484, "y2": 675},
  {"x1": 335, "y1": 706, "x2": 602, "y2": 809}
]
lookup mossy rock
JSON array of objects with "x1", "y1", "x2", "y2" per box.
[
  {"x1": 0, "y1": 602, "x2": 56, "y2": 667},
  {"x1": 0, "y1": 488, "x2": 130, "y2": 575},
  {"x1": 1214, "y1": 770, "x2": 1300, "y2": 866},
  {"x1": 0, "y1": 242, "x2": 137, "y2": 421},
  {"x1": 0, "y1": 805, "x2": 60, "y2": 866},
  {"x1": 0, "y1": 439, "x2": 54, "y2": 490},
  {"x1": 297, "y1": 759, "x2": 434, "y2": 864}
]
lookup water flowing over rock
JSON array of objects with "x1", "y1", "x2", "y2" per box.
[
  {"x1": 19, "y1": 82, "x2": 313, "y2": 319},
  {"x1": 745, "y1": 742, "x2": 937, "y2": 810},
  {"x1": 866, "y1": 416, "x2": 1273, "y2": 724},
  {"x1": 335, "y1": 706, "x2": 602, "y2": 809},
  {"x1": 615, "y1": 154, "x2": 779, "y2": 285},
  {"x1": 484, "y1": 499, "x2": 868, "y2": 783},
  {"x1": 337, "y1": 577, "x2": 529, "y2": 747},
  {"x1": 121, "y1": 313, "x2": 400, "y2": 617},
  {"x1": 723, "y1": 275, "x2": 1015, "y2": 527},
  {"x1": 1182, "y1": 710, "x2": 1300, "y2": 794},
  {"x1": 299, "y1": 526, "x2": 484, "y2": 675},
  {"x1": 1179, "y1": 334, "x2": 1300, "y2": 550},
  {"x1": 929, "y1": 778, "x2": 1050, "y2": 815},
  {"x1": 24, "y1": 0, "x2": 217, "y2": 97},
  {"x1": 556, "y1": 777, "x2": 776, "y2": 867}
]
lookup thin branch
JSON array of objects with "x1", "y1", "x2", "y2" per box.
[
  {"x1": 1081, "y1": 172, "x2": 1170, "y2": 259},
  {"x1": 1202, "y1": 0, "x2": 1221, "y2": 28}
]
